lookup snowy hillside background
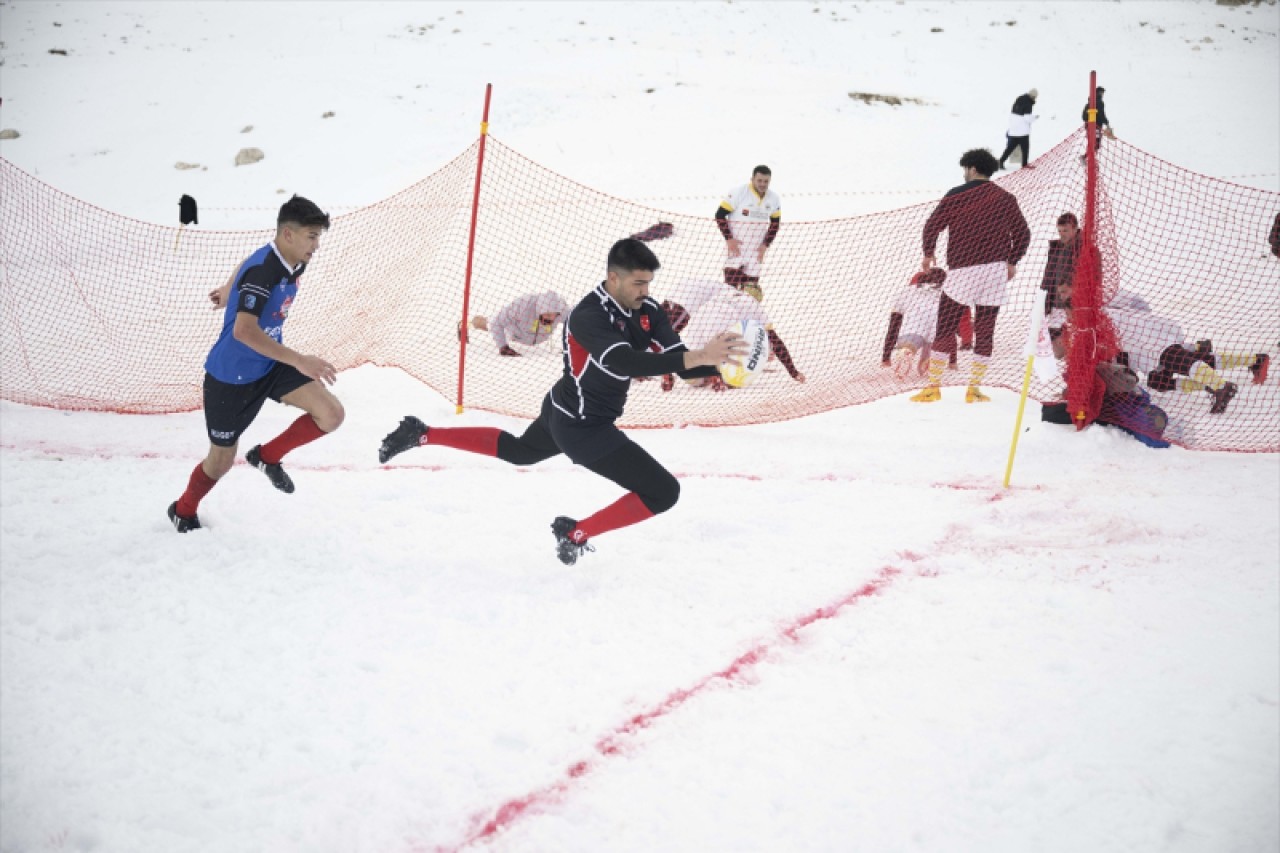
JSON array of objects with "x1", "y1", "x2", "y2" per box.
[{"x1": 1, "y1": 2, "x2": 1278, "y2": 853}]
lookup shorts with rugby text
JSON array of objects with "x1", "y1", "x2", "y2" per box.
[
  {"x1": 202, "y1": 362, "x2": 312, "y2": 446},
  {"x1": 942, "y1": 261, "x2": 1009, "y2": 307}
]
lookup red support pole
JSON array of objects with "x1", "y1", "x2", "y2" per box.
[
  {"x1": 456, "y1": 83, "x2": 493, "y2": 414},
  {"x1": 1069, "y1": 71, "x2": 1101, "y2": 428},
  {"x1": 1084, "y1": 70, "x2": 1098, "y2": 259}
]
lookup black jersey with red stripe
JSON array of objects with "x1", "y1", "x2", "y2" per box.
[{"x1": 550, "y1": 282, "x2": 716, "y2": 422}]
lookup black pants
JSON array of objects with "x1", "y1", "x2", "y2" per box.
[
  {"x1": 934, "y1": 293, "x2": 1000, "y2": 358},
  {"x1": 495, "y1": 405, "x2": 680, "y2": 515},
  {"x1": 999, "y1": 135, "x2": 1030, "y2": 167}
]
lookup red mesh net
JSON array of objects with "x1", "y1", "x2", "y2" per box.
[{"x1": 1, "y1": 128, "x2": 1276, "y2": 451}]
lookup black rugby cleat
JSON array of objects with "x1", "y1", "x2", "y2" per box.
[
  {"x1": 246, "y1": 445, "x2": 295, "y2": 493},
  {"x1": 378, "y1": 416, "x2": 428, "y2": 464}
]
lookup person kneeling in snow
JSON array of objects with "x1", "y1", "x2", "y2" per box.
[
  {"x1": 880, "y1": 267, "x2": 966, "y2": 377},
  {"x1": 466, "y1": 290, "x2": 568, "y2": 356}
]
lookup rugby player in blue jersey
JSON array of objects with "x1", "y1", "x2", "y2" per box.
[
  {"x1": 167, "y1": 196, "x2": 343, "y2": 532},
  {"x1": 377, "y1": 238, "x2": 747, "y2": 565}
]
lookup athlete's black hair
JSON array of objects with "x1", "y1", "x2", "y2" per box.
[
  {"x1": 752, "y1": 165, "x2": 772, "y2": 177},
  {"x1": 958, "y1": 148, "x2": 999, "y2": 178},
  {"x1": 607, "y1": 238, "x2": 660, "y2": 275},
  {"x1": 1057, "y1": 212, "x2": 1079, "y2": 227},
  {"x1": 277, "y1": 195, "x2": 331, "y2": 230}
]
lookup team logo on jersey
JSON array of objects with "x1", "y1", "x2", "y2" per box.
[
  {"x1": 244, "y1": 295, "x2": 256, "y2": 309},
  {"x1": 273, "y1": 294, "x2": 294, "y2": 320},
  {"x1": 639, "y1": 315, "x2": 650, "y2": 332}
]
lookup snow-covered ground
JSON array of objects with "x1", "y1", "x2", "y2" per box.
[{"x1": 1, "y1": 2, "x2": 1278, "y2": 852}]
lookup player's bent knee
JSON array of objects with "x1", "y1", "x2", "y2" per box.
[
  {"x1": 497, "y1": 433, "x2": 556, "y2": 465},
  {"x1": 314, "y1": 398, "x2": 345, "y2": 433},
  {"x1": 643, "y1": 474, "x2": 681, "y2": 516}
]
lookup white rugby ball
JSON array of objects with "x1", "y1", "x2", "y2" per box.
[{"x1": 718, "y1": 319, "x2": 769, "y2": 388}]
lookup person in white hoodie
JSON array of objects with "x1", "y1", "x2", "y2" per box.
[
  {"x1": 998, "y1": 88, "x2": 1038, "y2": 170},
  {"x1": 469, "y1": 290, "x2": 569, "y2": 356}
]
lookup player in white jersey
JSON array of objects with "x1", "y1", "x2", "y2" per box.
[
  {"x1": 1045, "y1": 287, "x2": 1148, "y2": 342},
  {"x1": 663, "y1": 286, "x2": 804, "y2": 389},
  {"x1": 658, "y1": 279, "x2": 730, "y2": 335},
  {"x1": 715, "y1": 165, "x2": 781, "y2": 302},
  {"x1": 881, "y1": 268, "x2": 952, "y2": 377},
  {"x1": 1056, "y1": 281, "x2": 1268, "y2": 414}
]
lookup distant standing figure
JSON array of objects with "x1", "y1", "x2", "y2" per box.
[
  {"x1": 913, "y1": 148, "x2": 1031, "y2": 404},
  {"x1": 998, "y1": 88, "x2": 1038, "y2": 170},
  {"x1": 1269, "y1": 212, "x2": 1280, "y2": 258},
  {"x1": 167, "y1": 196, "x2": 342, "y2": 532},
  {"x1": 715, "y1": 165, "x2": 781, "y2": 302},
  {"x1": 470, "y1": 290, "x2": 569, "y2": 356},
  {"x1": 1082, "y1": 86, "x2": 1115, "y2": 151}
]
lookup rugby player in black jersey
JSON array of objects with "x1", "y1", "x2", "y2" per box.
[{"x1": 378, "y1": 238, "x2": 746, "y2": 565}]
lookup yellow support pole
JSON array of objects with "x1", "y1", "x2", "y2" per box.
[{"x1": 1002, "y1": 354, "x2": 1036, "y2": 488}]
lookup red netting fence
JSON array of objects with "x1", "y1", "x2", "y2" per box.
[{"x1": 1, "y1": 128, "x2": 1277, "y2": 451}]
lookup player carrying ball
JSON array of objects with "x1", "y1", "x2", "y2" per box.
[{"x1": 377, "y1": 238, "x2": 747, "y2": 565}]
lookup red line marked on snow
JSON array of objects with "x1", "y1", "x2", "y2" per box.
[
  {"x1": 1, "y1": 442, "x2": 897, "y2": 486},
  {"x1": 6, "y1": 443, "x2": 1041, "y2": 507},
  {"x1": 432, "y1": 564, "x2": 905, "y2": 853}
]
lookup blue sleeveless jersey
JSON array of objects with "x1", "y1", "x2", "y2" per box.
[{"x1": 204, "y1": 243, "x2": 305, "y2": 384}]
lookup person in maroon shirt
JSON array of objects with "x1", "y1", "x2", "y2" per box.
[{"x1": 913, "y1": 148, "x2": 1030, "y2": 403}]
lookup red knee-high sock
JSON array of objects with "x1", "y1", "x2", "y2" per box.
[
  {"x1": 258, "y1": 414, "x2": 327, "y2": 465},
  {"x1": 576, "y1": 493, "x2": 655, "y2": 540},
  {"x1": 176, "y1": 463, "x2": 219, "y2": 518},
  {"x1": 957, "y1": 307, "x2": 974, "y2": 347},
  {"x1": 426, "y1": 427, "x2": 500, "y2": 457}
]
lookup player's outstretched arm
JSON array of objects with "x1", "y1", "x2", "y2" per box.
[
  {"x1": 208, "y1": 271, "x2": 235, "y2": 309},
  {"x1": 684, "y1": 332, "x2": 747, "y2": 371}
]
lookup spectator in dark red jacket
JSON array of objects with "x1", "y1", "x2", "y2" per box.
[
  {"x1": 914, "y1": 147, "x2": 1030, "y2": 404},
  {"x1": 1041, "y1": 211, "x2": 1081, "y2": 341}
]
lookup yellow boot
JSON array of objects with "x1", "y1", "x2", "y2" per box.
[
  {"x1": 965, "y1": 386, "x2": 991, "y2": 403},
  {"x1": 911, "y1": 386, "x2": 942, "y2": 403},
  {"x1": 911, "y1": 357, "x2": 946, "y2": 403},
  {"x1": 966, "y1": 361, "x2": 991, "y2": 403}
]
